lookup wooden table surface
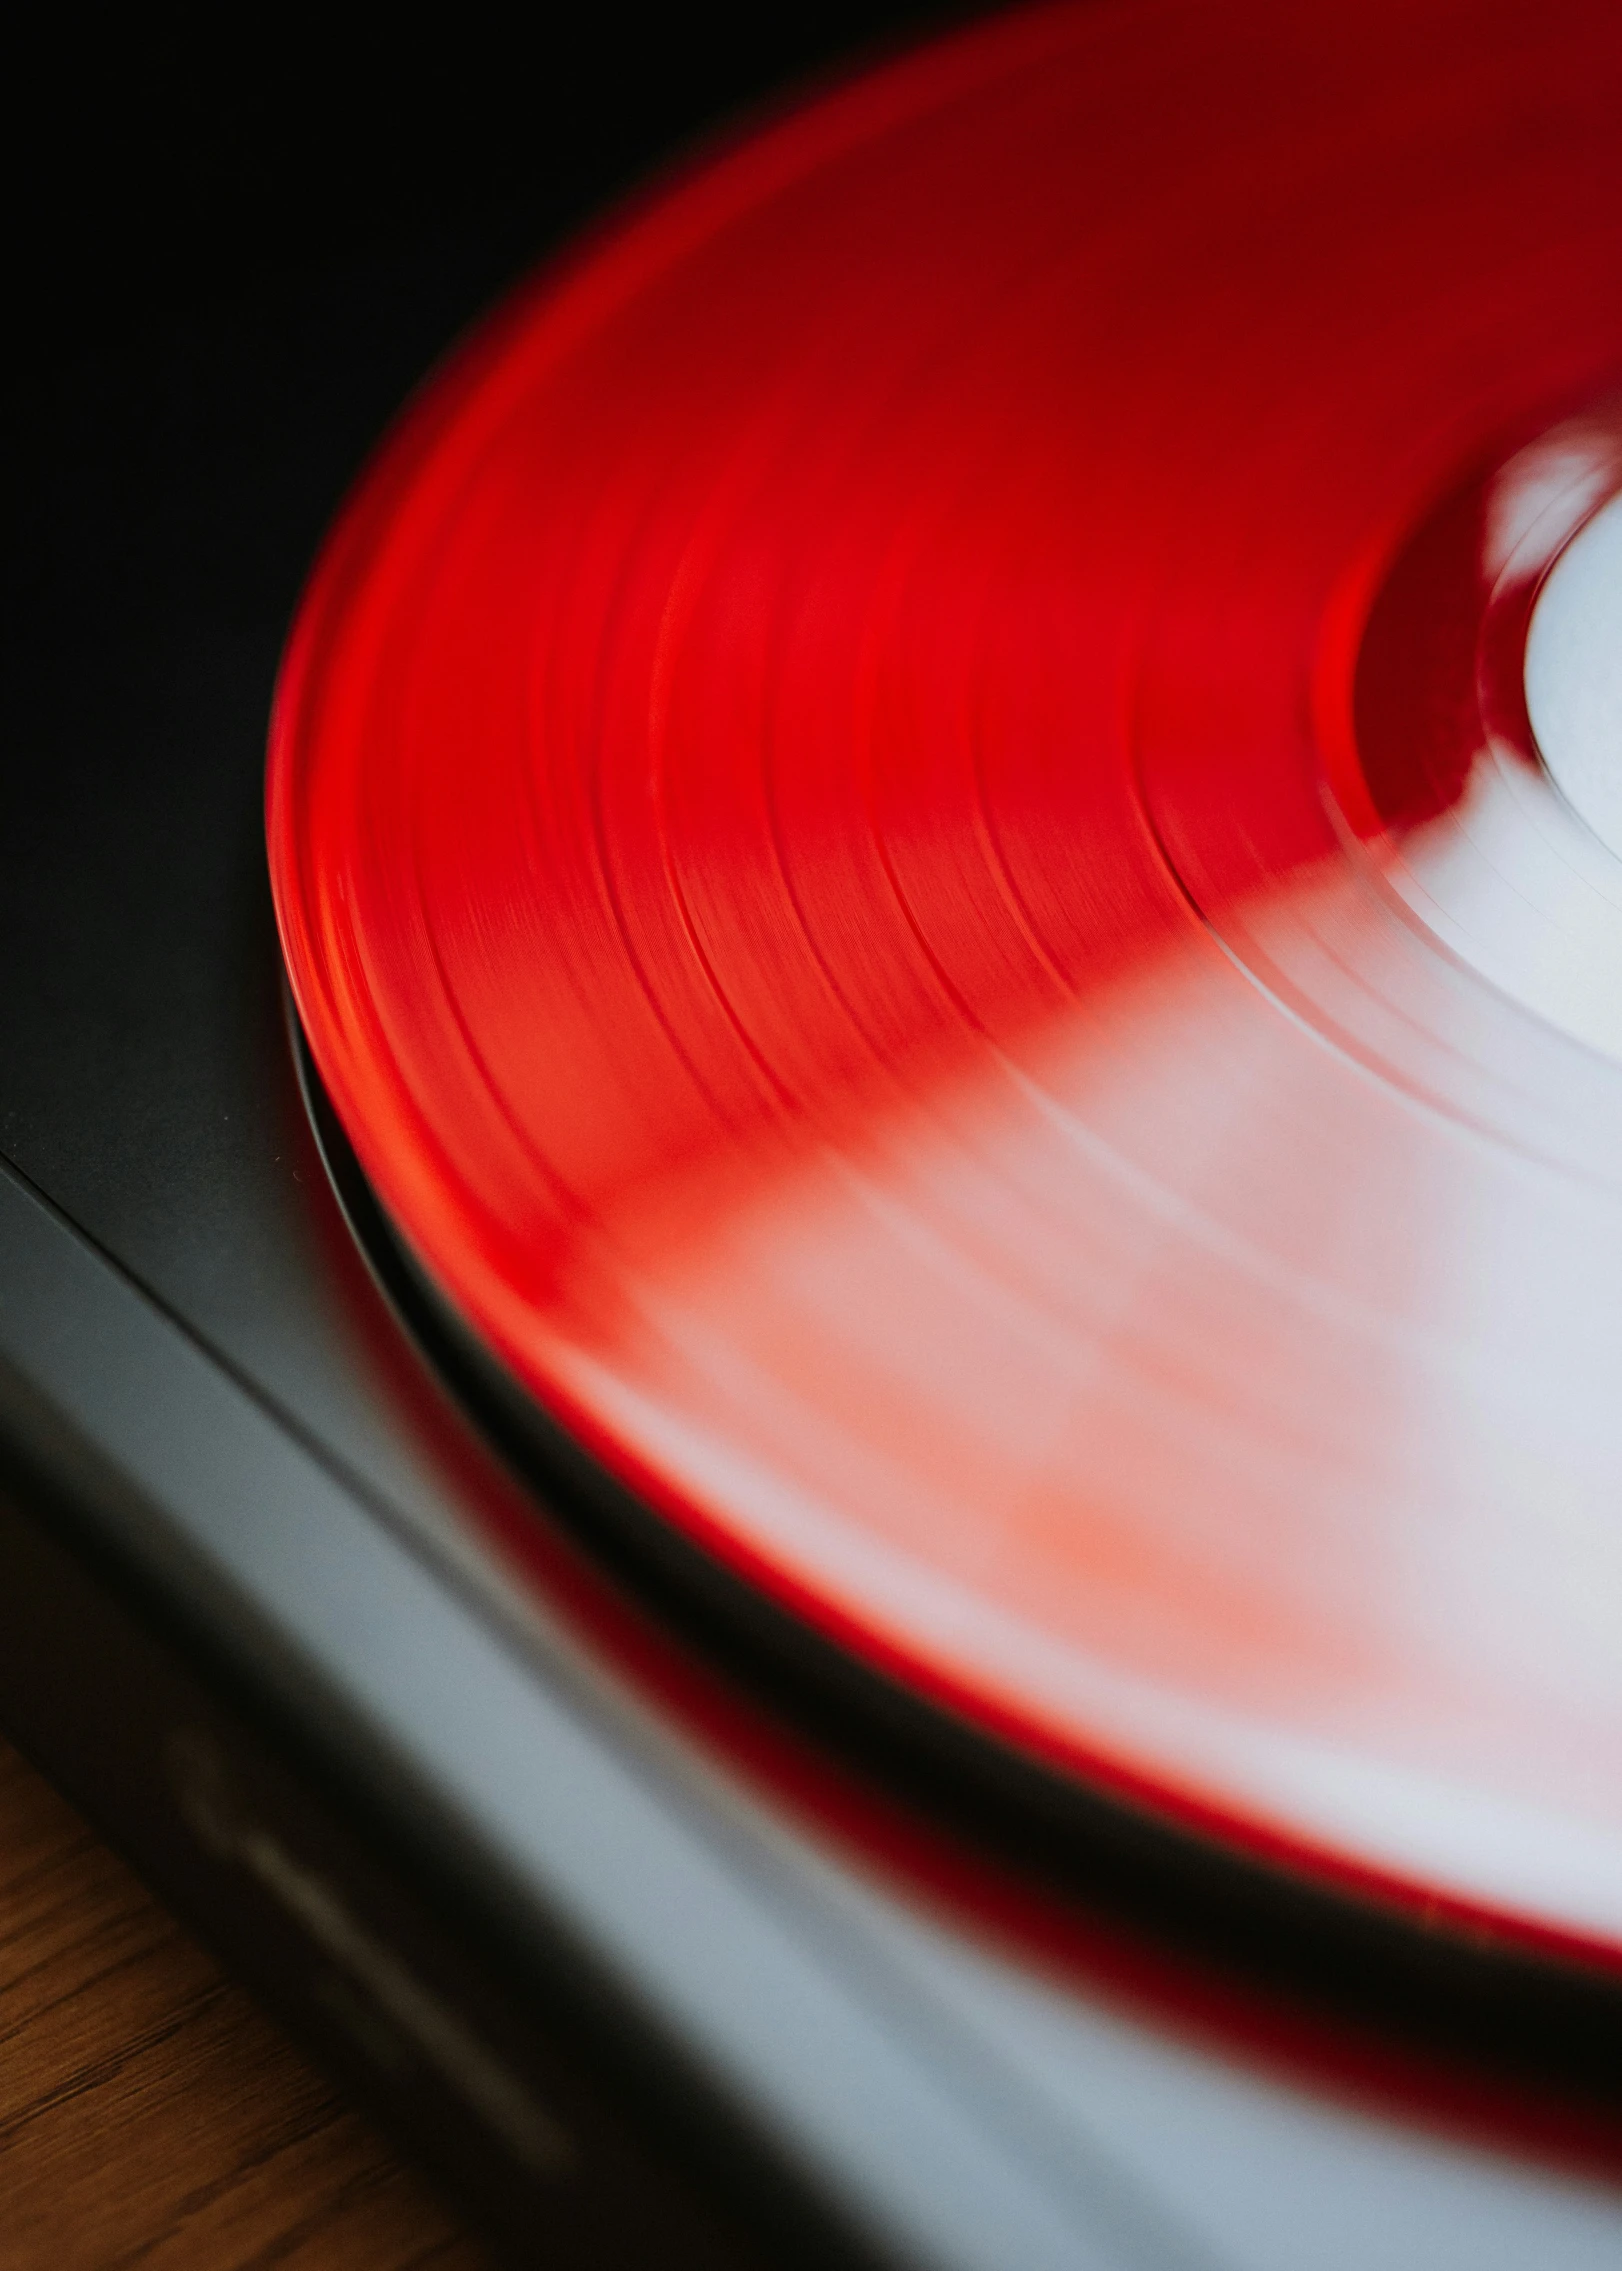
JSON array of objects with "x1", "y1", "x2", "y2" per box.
[{"x1": 0, "y1": 1736, "x2": 489, "y2": 2271}]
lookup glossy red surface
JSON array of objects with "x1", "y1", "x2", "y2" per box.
[{"x1": 269, "y1": 0, "x2": 1622, "y2": 1959}]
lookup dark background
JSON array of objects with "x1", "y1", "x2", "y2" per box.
[
  {"x1": 0, "y1": 4, "x2": 951, "y2": 1295},
  {"x1": 3, "y1": 11, "x2": 953, "y2": 357}
]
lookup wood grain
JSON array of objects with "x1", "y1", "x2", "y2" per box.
[{"x1": 0, "y1": 1737, "x2": 488, "y2": 2271}]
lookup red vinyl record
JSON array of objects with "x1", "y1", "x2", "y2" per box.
[{"x1": 268, "y1": 0, "x2": 1622, "y2": 1967}]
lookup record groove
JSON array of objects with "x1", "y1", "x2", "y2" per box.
[{"x1": 269, "y1": 0, "x2": 1622, "y2": 1961}]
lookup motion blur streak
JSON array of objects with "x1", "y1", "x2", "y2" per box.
[{"x1": 269, "y1": 0, "x2": 1622, "y2": 1957}]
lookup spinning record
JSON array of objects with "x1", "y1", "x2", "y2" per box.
[{"x1": 268, "y1": 0, "x2": 1622, "y2": 1965}]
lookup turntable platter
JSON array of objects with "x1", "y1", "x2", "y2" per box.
[{"x1": 268, "y1": 0, "x2": 1622, "y2": 1963}]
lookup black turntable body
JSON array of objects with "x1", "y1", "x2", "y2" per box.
[{"x1": 4, "y1": 7, "x2": 1622, "y2": 2266}]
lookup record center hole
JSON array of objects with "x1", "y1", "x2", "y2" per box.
[{"x1": 1524, "y1": 486, "x2": 1622, "y2": 858}]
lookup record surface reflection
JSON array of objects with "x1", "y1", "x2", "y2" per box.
[{"x1": 269, "y1": 0, "x2": 1622, "y2": 1962}]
